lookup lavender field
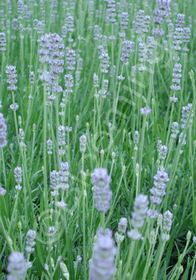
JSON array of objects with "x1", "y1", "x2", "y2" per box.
[{"x1": 0, "y1": 0, "x2": 196, "y2": 279}]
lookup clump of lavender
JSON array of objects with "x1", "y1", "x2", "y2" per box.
[
  {"x1": 150, "y1": 170, "x2": 169, "y2": 205},
  {"x1": 14, "y1": 166, "x2": 23, "y2": 191},
  {"x1": 26, "y1": 229, "x2": 36, "y2": 253},
  {"x1": 161, "y1": 210, "x2": 173, "y2": 241},
  {"x1": 91, "y1": 168, "x2": 112, "y2": 212},
  {"x1": 128, "y1": 194, "x2": 149, "y2": 240},
  {"x1": 7, "y1": 251, "x2": 27, "y2": 280},
  {"x1": 89, "y1": 228, "x2": 116, "y2": 280},
  {"x1": 6, "y1": 65, "x2": 18, "y2": 91},
  {"x1": 0, "y1": 112, "x2": 7, "y2": 148}
]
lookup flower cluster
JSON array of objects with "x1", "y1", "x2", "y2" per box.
[
  {"x1": 0, "y1": 32, "x2": 6, "y2": 52},
  {"x1": 89, "y1": 228, "x2": 116, "y2": 280},
  {"x1": 0, "y1": 112, "x2": 7, "y2": 148},
  {"x1": 150, "y1": 170, "x2": 169, "y2": 205},
  {"x1": 120, "y1": 40, "x2": 135, "y2": 63},
  {"x1": 152, "y1": 0, "x2": 171, "y2": 37},
  {"x1": 181, "y1": 103, "x2": 193, "y2": 129},
  {"x1": 14, "y1": 166, "x2": 23, "y2": 191},
  {"x1": 128, "y1": 194, "x2": 149, "y2": 240},
  {"x1": 7, "y1": 252, "x2": 27, "y2": 280},
  {"x1": 26, "y1": 229, "x2": 36, "y2": 253},
  {"x1": 115, "y1": 217, "x2": 128, "y2": 243},
  {"x1": 170, "y1": 63, "x2": 182, "y2": 92},
  {"x1": 6, "y1": 65, "x2": 18, "y2": 91},
  {"x1": 161, "y1": 210, "x2": 173, "y2": 241},
  {"x1": 91, "y1": 168, "x2": 112, "y2": 212}
]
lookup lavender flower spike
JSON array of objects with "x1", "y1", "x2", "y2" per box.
[
  {"x1": 7, "y1": 251, "x2": 27, "y2": 280},
  {"x1": 0, "y1": 112, "x2": 7, "y2": 148},
  {"x1": 89, "y1": 228, "x2": 116, "y2": 280}
]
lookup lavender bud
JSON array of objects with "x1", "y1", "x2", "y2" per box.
[
  {"x1": 134, "y1": 131, "x2": 139, "y2": 145},
  {"x1": 29, "y1": 71, "x2": 35, "y2": 84},
  {"x1": 47, "y1": 139, "x2": 53, "y2": 155},
  {"x1": 79, "y1": 135, "x2": 87, "y2": 153},
  {"x1": 118, "y1": 217, "x2": 128, "y2": 234},
  {"x1": 162, "y1": 210, "x2": 173, "y2": 241}
]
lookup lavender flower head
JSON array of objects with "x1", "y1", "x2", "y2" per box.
[
  {"x1": 128, "y1": 194, "x2": 149, "y2": 240},
  {"x1": 89, "y1": 228, "x2": 116, "y2": 280},
  {"x1": 6, "y1": 65, "x2": 18, "y2": 91},
  {"x1": 91, "y1": 168, "x2": 111, "y2": 188},
  {"x1": 91, "y1": 168, "x2": 112, "y2": 212},
  {"x1": 7, "y1": 251, "x2": 27, "y2": 280},
  {"x1": 150, "y1": 170, "x2": 169, "y2": 205},
  {"x1": 161, "y1": 210, "x2": 173, "y2": 241},
  {"x1": 0, "y1": 112, "x2": 7, "y2": 148}
]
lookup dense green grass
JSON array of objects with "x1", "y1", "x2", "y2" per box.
[{"x1": 0, "y1": 0, "x2": 196, "y2": 279}]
